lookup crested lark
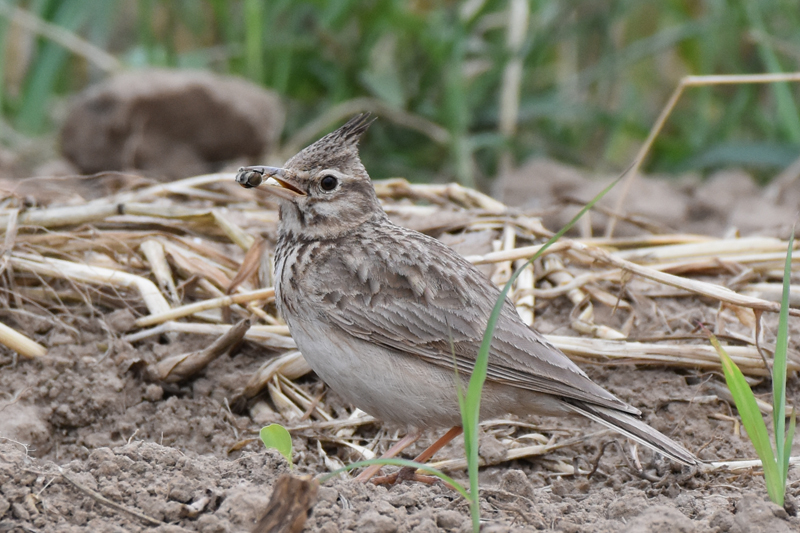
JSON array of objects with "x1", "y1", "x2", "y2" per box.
[{"x1": 236, "y1": 114, "x2": 697, "y2": 478}]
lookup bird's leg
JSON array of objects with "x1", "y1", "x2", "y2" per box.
[
  {"x1": 355, "y1": 429, "x2": 422, "y2": 482},
  {"x1": 372, "y1": 426, "x2": 463, "y2": 486}
]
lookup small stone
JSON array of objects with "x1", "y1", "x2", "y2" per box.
[
  {"x1": 104, "y1": 309, "x2": 136, "y2": 333},
  {"x1": 356, "y1": 510, "x2": 398, "y2": 533},
  {"x1": 607, "y1": 495, "x2": 648, "y2": 520},
  {"x1": 161, "y1": 501, "x2": 184, "y2": 522},
  {"x1": 316, "y1": 523, "x2": 339, "y2": 533},
  {"x1": 709, "y1": 510, "x2": 741, "y2": 533},
  {"x1": 436, "y1": 509, "x2": 466, "y2": 529},
  {"x1": 196, "y1": 513, "x2": 229, "y2": 533},
  {"x1": 316, "y1": 486, "x2": 338, "y2": 504},
  {"x1": 411, "y1": 517, "x2": 439, "y2": 533},
  {"x1": 100, "y1": 483, "x2": 123, "y2": 501},
  {"x1": 622, "y1": 505, "x2": 695, "y2": 533},
  {"x1": 169, "y1": 483, "x2": 194, "y2": 504},
  {"x1": 12, "y1": 501, "x2": 30, "y2": 521},
  {"x1": 478, "y1": 434, "x2": 507, "y2": 464},
  {"x1": 734, "y1": 494, "x2": 794, "y2": 533},
  {"x1": 144, "y1": 384, "x2": 164, "y2": 402},
  {"x1": 388, "y1": 492, "x2": 417, "y2": 507}
]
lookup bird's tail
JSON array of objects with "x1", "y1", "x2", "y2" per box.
[{"x1": 565, "y1": 401, "x2": 698, "y2": 466}]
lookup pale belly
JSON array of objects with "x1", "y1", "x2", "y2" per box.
[{"x1": 284, "y1": 315, "x2": 570, "y2": 427}]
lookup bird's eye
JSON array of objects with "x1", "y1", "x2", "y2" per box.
[{"x1": 320, "y1": 175, "x2": 338, "y2": 191}]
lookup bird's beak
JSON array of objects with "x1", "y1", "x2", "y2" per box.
[{"x1": 235, "y1": 166, "x2": 306, "y2": 200}]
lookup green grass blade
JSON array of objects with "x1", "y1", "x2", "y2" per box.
[
  {"x1": 244, "y1": 0, "x2": 264, "y2": 83},
  {"x1": 317, "y1": 458, "x2": 469, "y2": 500},
  {"x1": 461, "y1": 170, "x2": 626, "y2": 531},
  {"x1": 16, "y1": 1, "x2": 90, "y2": 132},
  {"x1": 773, "y1": 226, "x2": 794, "y2": 486},
  {"x1": 709, "y1": 333, "x2": 782, "y2": 505},
  {"x1": 744, "y1": 3, "x2": 800, "y2": 143},
  {"x1": 260, "y1": 424, "x2": 293, "y2": 468}
]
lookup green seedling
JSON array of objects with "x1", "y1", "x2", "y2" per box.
[
  {"x1": 260, "y1": 423, "x2": 294, "y2": 468},
  {"x1": 259, "y1": 425, "x2": 468, "y2": 495},
  {"x1": 707, "y1": 227, "x2": 796, "y2": 507}
]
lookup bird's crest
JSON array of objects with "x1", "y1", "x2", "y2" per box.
[
  {"x1": 285, "y1": 113, "x2": 375, "y2": 173},
  {"x1": 316, "y1": 113, "x2": 375, "y2": 149}
]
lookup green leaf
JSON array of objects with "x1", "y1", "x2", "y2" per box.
[
  {"x1": 260, "y1": 424, "x2": 293, "y2": 468},
  {"x1": 16, "y1": 1, "x2": 91, "y2": 132},
  {"x1": 709, "y1": 334, "x2": 782, "y2": 505},
  {"x1": 244, "y1": 0, "x2": 264, "y2": 83},
  {"x1": 773, "y1": 226, "x2": 794, "y2": 486}
]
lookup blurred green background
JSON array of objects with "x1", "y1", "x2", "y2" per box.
[{"x1": 1, "y1": 0, "x2": 799, "y2": 187}]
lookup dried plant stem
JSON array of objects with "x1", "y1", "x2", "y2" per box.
[
  {"x1": 570, "y1": 241, "x2": 800, "y2": 317},
  {"x1": 94, "y1": 173, "x2": 231, "y2": 205},
  {"x1": 550, "y1": 335, "x2": 797, "y2": 376},
  {"x1": 700, "y1": 455, "x2": 800, "y2": 474},
  {"x1": 124, "y1": 322, "x2": 294, "y2": 349},
  {"x1": 140, "y1": 239, "x2": 179, "y2": 305},
  {"x1": 606, "y1": 72, "x2": 800, "y2": 237},
  {"x1": 0, "y1": 321, "x2": 47, "y2": 357},
  {"x1": 614, "y1": 236, "x2": 790, "y2": 263},
  {"x1": 135, "y1": 287, "x2": 275, "y2": 327},
  {"x1": 0, "y1": 202, "x2": 210, "y2": 230},
  {"x1": 212, "y1": 209, "x2": 255, "y2": 250},
  {"x1": 467, "y1": 241, "x2": 571, "y2": 265},
  {"x1": 10, "y1": 254, "x2": 170, "y2": 315},
  {"x1": 151, "y1": 319, "x2": 251, "y2": 382},
  {"x1": 59, "y1": 469, "x2": 162, "y2": 526}
]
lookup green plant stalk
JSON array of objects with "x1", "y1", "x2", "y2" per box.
[
  {"x1": 707, "y1": 228, "x2": 795, "y2": 507},
  {"x1": 772, "y1": 226, "x2": 794, "y2": 486},
  {"x1": 710, "y1": 333, "x2": 783, "y2": 505},
  {"x1": 744, "y1": 2, "x2": 800, "y2": 143},
  {"x1": 318, "y1": 458, "x2": 469, "y2": 500},
  {"x1": 17, "y1": 1, "x2": 89, "y2": 132},
  {"x1": 244, "y1": 0, "x2": 264, "y2": 83},
  {"x1": 461, "y1": 171, "x2": 625, "y2": 531},
  {"x1": 442, "y1": 23, "x2": 473, "y2": 189},
  {"x1": 0, "y1": 5, "x2": 10, "y2": 115}
]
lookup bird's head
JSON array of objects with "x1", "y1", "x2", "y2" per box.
[{"x1": 236, "y1": 114, "x2": 384, "y2": 240}]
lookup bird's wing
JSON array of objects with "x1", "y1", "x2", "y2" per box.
[{"x1": 302, "y1": 225, "x2": 636, "y2": 414}]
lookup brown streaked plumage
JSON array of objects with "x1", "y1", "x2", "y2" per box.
[{"x1": 236, "y1": 114, "x2": 697, "y2": 469}]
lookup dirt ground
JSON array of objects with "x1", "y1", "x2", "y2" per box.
[{"x1": 2, "y1": 162, "x2": 800, "y2": 532}]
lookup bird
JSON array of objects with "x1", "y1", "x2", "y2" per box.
[{"x1": 236, "y1": 114, "x2": 697, "y2": 481}]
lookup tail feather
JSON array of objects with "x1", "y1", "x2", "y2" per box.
[{"x1": 566, "y1": 401, "x2": 698, "y2": 466}]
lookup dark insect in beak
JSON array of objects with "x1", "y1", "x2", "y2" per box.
[{"x1": 236, "y1": 167, "x2": 266, "y2": 189}]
